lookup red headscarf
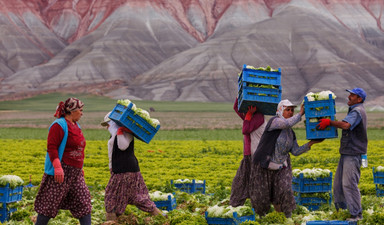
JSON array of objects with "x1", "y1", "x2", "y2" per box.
[{"x1": 54, "y1": 97, "x2": 84, "y2": 118}]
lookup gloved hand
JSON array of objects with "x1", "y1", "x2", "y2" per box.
[
  {"x1": 52, "y1": 158, "x2": 64, "y2": 183},
  {"x1": 317, "y1": 119, "x2": 331, "y2": 130},
  {"x1": 245, "y1": 106, "x2": 257, "y2": 121},
  {"x1": 117, "y1": 127, "x2": 132, "y2": 135}
]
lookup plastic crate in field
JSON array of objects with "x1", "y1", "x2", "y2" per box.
[
  {"x1": 306, "y1": 221, "x2": 357, "y2": 225},
  {"x1": 0, "y1": 184, "x2": 23, "y2": 203},
  {"x1": 109, "y1": 103, "x2": 160, "y2": 144},
  {"x1": 0, "y1": 207, "x2": 16, "y2": 223},
  {"x1": 292, "y1": 173, "x2": 332, "y2": 193},
  {"x1": 373, "y1": 167, "x2": 384, "y2": 184},
  {"x1": 294, "y1": 193, "x2": 332, "y2": 211},
  {"x1": 154, "y1": 195, "x2": 177, "y2": 211},
  {"x1": 205, "y1": 210, "x2": 255, "y2": 225},
  {"x1": 171, "y1": 179, "x2": 206, "y2": 194},
  {"x1": 375, "y1": 185, "x2": 384, "y2": 197}
]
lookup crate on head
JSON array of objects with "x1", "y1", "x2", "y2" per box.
[
  {"x1": 238, "y1": 86, "x2": 282, "y2": 115},
  {"x1": 292, "y1": 172, "x2": 333, "y2": 193},
  {"x1": 109, "y1": 103, "x2": 160, "y2": 144},
  {"x1": 0, "y1": 207, "x2": 16, "y2": 223},
  {"x1": 304, "y1": 94, "x2": 337, "y2": 140},
  {"x1": 237, "y1": 64, "x2": 282, "y2": 115},
  {"x1": 205, "y1": 209, "x2": 256, "y2": 225},
  {"x1": 153, "y1": 195, "x2": 177, "y2": 211},
  {"x1": 306, "y1": 221, "x2": 357, "y2": 225},
  {"x1": 0, "y1": 184, "x2": 23, "y2": 203},
  {"x1": 171, "y1": 179, "x2": 206, "y2": 194}
]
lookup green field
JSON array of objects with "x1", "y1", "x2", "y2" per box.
[{"x1": 1, "y1": 93, "x2": 384, "y2": 224}]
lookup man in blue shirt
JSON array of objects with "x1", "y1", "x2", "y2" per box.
[{"x1": 317, "y1": 88, "x2": 367, "y2": 222}]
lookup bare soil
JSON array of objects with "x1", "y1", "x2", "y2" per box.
[{"x1": 0, "y1": 111, "x2": 383, "y2": 130}]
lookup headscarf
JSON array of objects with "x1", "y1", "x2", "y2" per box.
[
  {"x1": 276, "y1": 99, "x2": 296, "y2": 119},
  {"x1": 54, "y1": 97, "x2": 84, "y2": 118},
  {"x1": 107, "y1": 120, "x2": 119, "y2": 137}
]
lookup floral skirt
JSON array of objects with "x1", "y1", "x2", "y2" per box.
[
  {"x1": 104, "y1": 171, "x2": 156, "y2": 215},
  {"x1": 249, "y1": 156, "x2": 296, "y2": 218},
  {"x1": 34, "y1": 163, "x2": 92, "y2": 218},
  {"x1": 230, "y1": 155, "x2": 252, "y2": 207}
]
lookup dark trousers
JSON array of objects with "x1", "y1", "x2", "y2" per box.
[{"x1": 333, "y1": 155, "x2": 362, "y2": 217}]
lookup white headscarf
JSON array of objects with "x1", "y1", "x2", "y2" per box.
[
  {"x1": 276, "y1": 99, "x2": 296, "y2": 118},
  {"x1": 107, "y1": 120, "x2": 119, "y2": 136}
]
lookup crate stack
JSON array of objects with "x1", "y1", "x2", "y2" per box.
[
  {"x1": 205, "y1": 209, "x2": 256, "y2": 225},
  {"x1": 0, "y1": 184, "x2": 23, "y2": 223},
  {"x1": 153, "y1": 194, "x2": 177, "y2": 211},
  {"x1": 304, "y1": 94, "x2": 338, "y2": 140},
  {"x1": 292, "y1": 172, "x2": 333, "y2": 211},
  {"x1": 171, "y1": 179, "x2": 206, "y2": 194},
  {"x1": 373, "y1": 167, "x2": 384, "y2": 197},
  {"x1": 237, "y1": 64, "x2": 282, "y2": 115},
  {"x1": 109, "y1": 103, "x2": 160, "y2": 144}
]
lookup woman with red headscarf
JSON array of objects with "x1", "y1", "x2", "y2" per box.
[{"x1": 34, "y1": 97, "x2": 92, "y2": 225}]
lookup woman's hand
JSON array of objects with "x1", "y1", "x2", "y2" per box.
[
  {"x1": 300, "y1": 104, "x2": 305, "y2": 116},
  {"x1": 308, "y1": 138, "x2": 325, "y2": 147},
  {"x1": 117, "y1": 127, "x2": 132, "y2": 135}
]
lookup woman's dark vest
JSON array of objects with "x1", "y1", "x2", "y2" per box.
[
  {"x1": 112, "y1": 136, "x2": 140, "y2": 173},
  {"x1": 339, "y1": 104, "x2": 367, "y2": 155}
]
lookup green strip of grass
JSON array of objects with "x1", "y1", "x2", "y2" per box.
[
  {"x1": 0, "y1": 127, "x2": 382, "y2": 141},
  {"x1": 0, "y1": 93, "x2": 233, "y2": 112}
]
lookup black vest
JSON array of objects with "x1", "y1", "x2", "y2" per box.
[
  {"x1": 253, "y1": 116, "x2": 283, "y2": 168},
  {"x1": 112, "y1": 136, "x2": 140, "y2": 173},
  {"x1": 339, "y1": 104, "x2": 368, "y2": 155}
]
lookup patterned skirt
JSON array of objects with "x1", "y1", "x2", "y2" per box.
[
  {"x1": 249, "y1": 156, "x2": 296, "y2": 218},
  {"x1": 104, "y1": 171, "x2": 156, "y2": 215},
  {"x1": 34, "y1": 163, "x2": 92, "y2": 218},
  {"x1": 229, "y1": 155, "x2": 252, "y2": 207}
]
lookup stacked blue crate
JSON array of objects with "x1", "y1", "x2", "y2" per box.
[
  {"x1": 372, "y1": 167, "x2": 384, "y2": 197},
  {"x1": 292, "y1": 173, "x2": 332, "y2": 211},
  {"x1": 205, "y1": 209, "x2": 256, "y2": 225},
  {"x1": 171, "y1": 179, "x2": 206, "y2": 194},
  {"x1": 0, "y1": 184, "x2": 23, "y2": 222},
  {"x1": 153, "y1": 195, "x2": 177, "y2": 211},
  {"x1": 237, "y1": 64, "x2": 282, "y2": 115},
  {"x1": 304, "y1": 94, "x2": 338, "y2": 140},
  {"x1": 109, "y1": 103, "x2": 160, "y2": 144}
]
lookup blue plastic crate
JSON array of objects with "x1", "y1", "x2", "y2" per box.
[
  {"x1": 154, "y1": 195, "x2": 177, "y2": 211},
  {"x1": 295, "y1": 193, "x2": 332, "y2": 211},
  {"x1": 205, "y1": 209, "x2": 255, "y2": 225},
  {"x1": 0, "y1": 207, "x2": 17, "y2": 223},
  {"x1": 373, "y1": 167, "x2": 384, "y2": 184},
  {"x1": 238, "y1": 64, "x2": 281, "y2": 86},
  {"x1": 305, "y1": 118, "x2": 338, "y2": 140},
  {"x1": 375, "y1": 185, "x2": 384, "y2": 197},
  {"x1": 304, "y1": 95, "x2": 336, "y2": 118},
  {"x1": 306, "y1": 221, "x2": 357, "y2": 225},
  {"x1": 0, "y1": 184, "x2": 23, "y2": 203},
  {"x1": 171, "y1": 179, "x2": 206, "y2": 194},
  {"x1": 292, "y1": 173, "x2": 332, "y2": 193},
  {"x1": 109, "y1": 103, "x2": 160, "y2": 144},
  {"x1": 238, "y1": 86, "x2": 282, "y2": 115}
]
